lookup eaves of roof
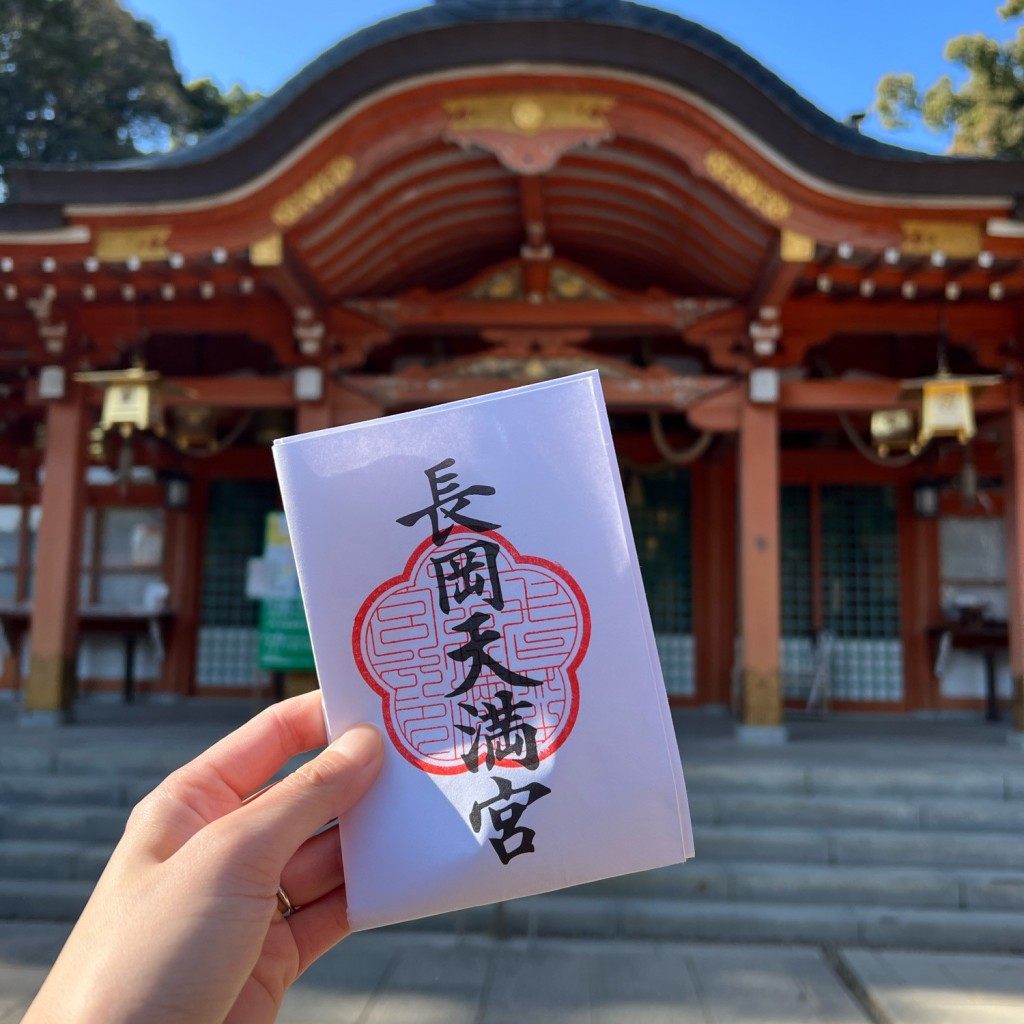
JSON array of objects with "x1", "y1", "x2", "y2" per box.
[{"x1": 2, "y1": 0, "x2": 1022, "y2": 219}]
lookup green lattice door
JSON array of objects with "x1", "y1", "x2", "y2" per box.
[
  {"x1": 196, "y1": 480, "x2": 280, "y2": 688},
  {"x1": 630, "y1": 468, "x2": 694, "y2": 696},
  {"x1": 781, "y1": 484, "x2": 902, "y2": 702}
]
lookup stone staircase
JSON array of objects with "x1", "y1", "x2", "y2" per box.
[
  {"x1": 544, "y1": 755, "x2": 1024, "y2": 952},
  {"x1": 0, "y1": 739, "x2": 174, "y2": 921},
  {"x1": 2, "y1": 707, "x2": 1024, "y2": 952}
]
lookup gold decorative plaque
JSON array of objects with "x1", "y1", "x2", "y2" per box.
[
  {"x1": 95, "y1": 226, "x2": 172, "y2": 262},
  {"x1": 249, "y1": 233, "x2": 283, "y2": 267},
  {"x1": 704, "y1": 150, "x2": 791, "y2": 223},
  {"x1": 443, "y1": 93, "x2": 615, "y2": 137},
  {"x1": 780, "y1": 229, "x2": 815, "y2": 263},
  {"x1": 271, "y1": 156, "x2": 355, "y2": 229},
  {"x1": 900, "y1": 220, "x2": 982, "y2": 259}
]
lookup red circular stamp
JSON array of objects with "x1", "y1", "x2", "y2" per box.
[{"x1": 353, "y1": 529, "x2": 590, "y2": 775}]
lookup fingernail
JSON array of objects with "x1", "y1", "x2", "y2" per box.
[{"x1": 331, "y1": 723, "x2": 383, "y2": 769}]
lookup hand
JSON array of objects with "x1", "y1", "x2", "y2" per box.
[{"x1": 24, "y1": 691, "x2": 384, "y2": 1024}]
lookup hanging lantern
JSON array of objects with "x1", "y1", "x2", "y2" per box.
[
  {"x1": 870, "y1": 409, "x2": 919, "y2": 456},
  {"x1": 919, "y1": 376, "x2": 975, "y2": 446},
  {"x1": 75, "y1": 365, "x2": 163, "y2": 437},
  {"x1": 899, "y1": 369, "x2": 1001, "y2": 448},
  {"x1": 170, "y1": 405, "x2": 218, "y2": 451}
]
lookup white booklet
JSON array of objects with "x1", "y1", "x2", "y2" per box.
[{"x1": 273, "y1": 370, "x2": 694, "y2": 931}]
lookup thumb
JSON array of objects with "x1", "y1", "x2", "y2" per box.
[{"x1": 233, "y1": 723, "x2": 384, "y2": 868}]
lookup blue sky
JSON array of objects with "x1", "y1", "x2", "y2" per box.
[{"x1": 122, "y1": 0, "x2": 1015, "y2": 154}]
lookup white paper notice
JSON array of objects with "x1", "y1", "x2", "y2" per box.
[{"x1": 273, "y1": 371, "x2": 694, "y2": 931}]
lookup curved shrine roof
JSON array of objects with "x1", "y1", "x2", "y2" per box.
[{"x1": 4, "y1": 0, "x2": 1024, "y2": 211}]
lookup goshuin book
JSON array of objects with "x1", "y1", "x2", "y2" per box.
[{"x1": 273, "y1": 370, "x2": 694, "y2": 930}]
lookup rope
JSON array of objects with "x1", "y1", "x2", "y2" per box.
[
  {"x1": 649, "y1": 411, "x2": 714, "y2": 465},
  {"x1": 167, "y1": 411, "x2": 255, "y2": 459}
]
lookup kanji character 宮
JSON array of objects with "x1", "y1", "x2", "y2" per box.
[{"x1": 469, "y1": 775, "x2": 552, "y2": 865}]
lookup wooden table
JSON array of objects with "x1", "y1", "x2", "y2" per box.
[
  {"x1": 0, "y1": 604, "x2": 173, "y2": 702},
  {"x1": 928, "y1": 620, "x2": 1008, "y2": 722}
]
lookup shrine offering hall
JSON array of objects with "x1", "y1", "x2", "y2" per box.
[{"x1": 3, "y1": 0, "x2": 1024, "y2": 739}]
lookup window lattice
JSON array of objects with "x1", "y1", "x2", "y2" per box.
[
  {"x1": 196, "y1": 480, "x2": 279, "y2": 687},
  {"x1": 629, "y1": 468, "x2": 693, "y2": 696}
]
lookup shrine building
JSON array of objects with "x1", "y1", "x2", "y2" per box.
[{"x1": 3, "y1": 0, "x2": 1024, "y2": 739}]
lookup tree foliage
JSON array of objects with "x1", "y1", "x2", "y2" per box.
[
  {"x1": 0, "y1": 0, "x2": 261, "y2": 164},
  {"x1": 876, "y1": 2, "x2": 1024, "y2": 156}
]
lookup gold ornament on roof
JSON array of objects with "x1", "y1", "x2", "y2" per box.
[
  {"x1": 704, "y1": 150, "x2": 791, "y2": 223},
  {"x1": 443, "y1": 93, "x2": 615, "y2": 137},
  {"x1": 271, "y1": 156, "x2": 356, "y2": 228},
  {"x1": 780, "y1": 229, "x2": 815, "y2": 263},
  {"x1": 249, "y1": 233, "x2": 283, "y2": 266},
  {"x1": 511, "y1": 98, "x2": 546, "y2": 133},
  {"x1": 549, "y1": 266, "x2": 610, "y2": 301},
  {"x1": 95, "y1": 226, "x2": 172, "y2": 263},
  {"x1": 900, "y1": 220, "x2": 982, "y2": 259},
  {"x1": 467, "y1": 266, "x2": 524, "y2": 301}
]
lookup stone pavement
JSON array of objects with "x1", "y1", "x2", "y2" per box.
[
  {"x1": 3, "y1": 922, "x2": 1024, "y2": 1023},
  {"x1": 2, "y1": 698, "x2": 1024, "y2": 1021}
]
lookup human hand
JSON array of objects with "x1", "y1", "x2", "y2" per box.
[{"x1": 24, "y1": 691, "x2": 384, "y2": 1024}]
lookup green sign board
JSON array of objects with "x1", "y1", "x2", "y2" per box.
[{"x1": 256, "y1": 513, "x2": 315, "y2": 671}]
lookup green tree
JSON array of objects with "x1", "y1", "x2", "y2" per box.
[
  {"x1": 0, "y1": 0, "x2": 261, "y2": 164},
  {"x1": 876, "y1": 1, "x2": 1024, "y2": 156}
]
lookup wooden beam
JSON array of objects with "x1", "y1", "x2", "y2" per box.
[
  {"x1": 79, "y1": 299, "x2": 292, "y2": 345},
  {"x1": 784, "y1": 298, "x2": 1017, "y2": 345},
  {"x1": 780, "y1": 378, "x2": 1010, "y2": 412},
  {"x1": 750, "y1": 232, "x2": 809, "y2": 315},
  {"x1": 345, "y1": 297, "x2": 713, "y2": 331},
  {"x1": 343, "y1": 372, "x2": 731, "y2": 412},
  {"x1": 160, "y1": 375, "x2": 295, "y2": 408},
  {"x1": 680, "y1": 377, "x2": 1011, "y2": 433}
]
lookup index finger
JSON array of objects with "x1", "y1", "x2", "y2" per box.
[{"x1": 180, "y1": 690, "x2": 329, "y2": 802}]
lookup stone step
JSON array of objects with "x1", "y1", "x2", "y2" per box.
[
  {"x1": 683, "y1": 762, "x2": 1024, "y2": 800},
  {"x1": 576, "y1": 861, "x2": 1024, "y2": 912},
  {"x1": 687, "y1": 792, "x2": 1024, "y2": 832},
  {"x1": 0, "y1": 804, "x2": 129, "y2": 843},
  {"x1": 3, "y1": 833, "x2": 1021, "y2": 917},
  {"x1": 52, "y1": 747, "x2": 201, "y2": 778},
  {"x1": 5, "y1": 776, "x2": 1024, "y2": 834},
  {"x1": 414, "y1": 895, "x2": 1024, "y2": 953},
  {"x1": 0, "y1": 774, "x2": 137, "y2": 807},
  {"x1": 0, "y1": 840, "x2": 111, "y2": 882},
  {"x1": 0, "y1": 878, "x2": 93, "y2": 922},
  {"x1": 693, "y1": 823, "x2": 1024, "y2": 870}
]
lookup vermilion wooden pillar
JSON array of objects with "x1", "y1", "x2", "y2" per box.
[
  {"x1": 296, "y1": 380, "x2": 382, "y2": 433},
  {"x1": 160, "y1": 475, "x2": 207, "y2": 698},
  {"x1": 1004, "y1": 388, "x2": 1024, "y2": 737},
  {"x1": 899, "y1": 483, "x2": 940, "y2": 712},
  {"x1": 692, "y1": 454, "x2": 737, "y2": 705},
  {"x1": 296, "y1": 396, "x2": 332, "y2": 435},
  {"x1": 23, "y1": 388, "x2": 89, "y2": 723},
  {"x1": 738, "y1": 399, "x2": 785, "y2": 739},
  {"x1": 333, "y1": 380, "x2": 383, "y2": 426}
]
